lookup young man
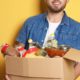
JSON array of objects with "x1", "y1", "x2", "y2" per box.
[
  {"x1": 6, "y1": 0, "x2": 80, "y2": 79},
  {"x1": 16, "y1": 0, "x2": 80, "y2": 50}
]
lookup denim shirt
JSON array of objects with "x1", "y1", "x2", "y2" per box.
[{"x1": 16, "y1": 12, "x2": 80, "y2": 50}]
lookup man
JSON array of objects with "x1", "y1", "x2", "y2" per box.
[
  {"x1": 16, "y1": 0, "x2": 80, "y2": 50},
  {"x1": 6, "y1": 0, "x2": 80, "y2": 79}
]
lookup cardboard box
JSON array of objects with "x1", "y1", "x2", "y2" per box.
[{"x1": 5, "y1": 48, "x2": 80, "y2": 80}]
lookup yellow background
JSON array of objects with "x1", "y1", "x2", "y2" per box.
[{"x1": 0, "y1": 0, "x2": 80, "y2": 80}]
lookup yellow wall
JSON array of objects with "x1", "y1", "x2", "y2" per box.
[
  {"x1": 0, "y1": 0, "x2": 80, "y2": 80},
  {"x1": 0, "y1": 0, "x2": 41, "y2": 45},
  {"x1": 65, "y1": 0, "x2": 80, "y2": 22}
]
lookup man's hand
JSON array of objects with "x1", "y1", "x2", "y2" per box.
[
  {"x1": 74, "y1": 62, "x2": 80, "y2": 79},
  {"x1": 5, "y1": 75, "x2": 11, "y2": 80}
]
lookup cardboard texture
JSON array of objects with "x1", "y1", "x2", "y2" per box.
[
  {"x1": 64, "y1": 48, "x2": 80, "y2": 62},
  {"x1": 9, "y1": 75, "x2": 62, "y2": 80},
  {"x1": 5, "y1": 48, "x2": 80, "y2": 80},
  {"x1": 5, "y1": 57, "x2": 75, "y2": 80}
]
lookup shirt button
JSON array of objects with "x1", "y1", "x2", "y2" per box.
[
  {"x1": 44, "y1": 28, "x2": 47, "y2": 31},
  {"x1": 41, "y1": 40, "x2": 44, "y2": 42},
  {"x1": 46, "y1": 28, "x2": 47, "y2": 30}
]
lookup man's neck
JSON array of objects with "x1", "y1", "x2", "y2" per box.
[{"x1": 47, "y1": 11, "x2": 64, "y2": 23}]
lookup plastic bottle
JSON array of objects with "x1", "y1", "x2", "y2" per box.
[{"x1": 45, "y1": 33, "x2": 58, "y2": 48}]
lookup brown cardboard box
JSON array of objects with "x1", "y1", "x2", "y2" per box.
[{"x1": 5, "y1": 48, "x2": 80, "y2": 80}]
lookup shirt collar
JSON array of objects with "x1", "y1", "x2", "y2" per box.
[
  {"x1": 43, "y1": 11, "x2": 70, "y2": 27},
  {"x1": 61, "y1": 11, "x2": 69, "y2": 26}
]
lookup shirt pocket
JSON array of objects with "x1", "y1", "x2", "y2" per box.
[{"x1": 60, "y1": 31, "x2": 78, "y2": 42}]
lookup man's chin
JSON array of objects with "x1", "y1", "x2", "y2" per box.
[
  {"x1": 49, "y1": 9, "x2": 64, "y2": 13},
  {"x1": 48, "y1": 5, "x2": 65, "y2": 13}
]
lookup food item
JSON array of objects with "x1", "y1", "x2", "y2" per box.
[
  {"x1": 25, "y1": 53, "x2": 44, "y2": 58},
  {"x1": 16, "y1": 46, "x2": 27, "y2": 57},
  {"x1": 45, "y1": 33, "x2": 58, "y2": 48},
  {"x1": 35, "y1": 49, "x2": 47, "y2": 56},
  {"x1": 24, "y1": 47, "x2": 47, "y2": 58},
  {"x1": 24, "y1": 39, "x2": 47, "y2": 57},
  {"x1": 1, "y1": 43, "x2": 19, "y2": 56},
  {"x1": 22, "y1": 47, "x2": 39, "y2": 57},
  {"x1": 58, "y1": 45, "x2": 70, "y2": 52},
  {"x1": 45, "y1": 47, "x2": 67, "y2": 57}
]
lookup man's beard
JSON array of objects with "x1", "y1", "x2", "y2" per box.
[{"x1": 47, "y1": 3, "x2": 66, "y2": 13}]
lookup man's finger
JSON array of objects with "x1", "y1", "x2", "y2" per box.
[{"x1": 5, "y1": 75, "x2": 11, "y2": 80}]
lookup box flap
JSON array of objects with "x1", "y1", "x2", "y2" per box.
[{"x1": 63, "y1": 48, "x2": 80, "y2": 62}]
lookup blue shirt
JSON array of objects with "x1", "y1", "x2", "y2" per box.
[{"x1": 16, "y1": 12, "x2": 80, "y2": 50}]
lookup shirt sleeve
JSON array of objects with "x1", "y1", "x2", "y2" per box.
[{"x1": 16, "y1": 19, "x2": 30, "y2": 45}]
